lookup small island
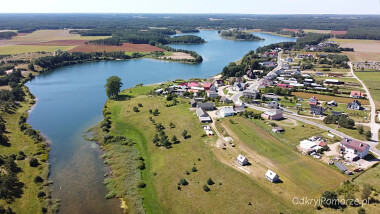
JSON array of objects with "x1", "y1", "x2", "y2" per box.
[{"x1": 219, "y1": 30, "x2": 264, "y2": 41}]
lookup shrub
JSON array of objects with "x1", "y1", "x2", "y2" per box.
[
  {"x1": 179, "y1": 178, "x2": 188, "y2": 186},
  {"x1": 138, "y1": 103, "x2": 143, "y2": 107},
  {"x1": 192, "y1": 166, "x2": 197, "y2": 172},
  {"x1": 37, "y1": 191, "x2": 46, "y2": 198},
  {"x1": 133, "y1": 106, "x2": 139, "y2": 112},
  {"x1": 29, "y1": 158, "x2": 39, "y2": 167},
  {"x1": 207, "y1": 178, "x2": 214, "y2": 185},
  {"x1": 137, "y1": 181, "x2": 146, "y2": 188},
  {"x1": 34, "y1": 176, "x2": 44, "y2": 183},
  {"x1": 321, "y1": 191, "x2": 339, "y2": 208},
  {"x1": 203, "y1": 185, "x2": 210, "y2": 192},
  {"x1": 358, "y1": 208, "x2": 366, "y2": 214}
]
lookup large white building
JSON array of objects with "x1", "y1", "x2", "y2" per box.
[
  {"x1": 236, "y1": 154, "x2": 248, "y2": 166},
  {"x1": 340, "y1": 138, "x2": 369, "y2": 159},
  {"x1": 219, "y1": 106, "x2": 235, "y2": 117}
]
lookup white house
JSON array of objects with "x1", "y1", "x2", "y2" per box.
[
  {"x1": 340, "y1": 138, "x2": 369, "y2": 159},
  {"x1": 236, "y1": 154, "x2": 248, "y2": 166},
  {"x1": 300, "y1": 140, "x2": 322, "y2": 153},
  {"x1": 265, "y1": 170, "x2": 279, "y2": 183},
  {"x1": 219, "y1": 106, "x2": 235, "y2": 117}
]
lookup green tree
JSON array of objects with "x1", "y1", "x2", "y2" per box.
[
  {"x1": 357, "y1": 125, "x2": 364, "y2": 135},
  {"x1": 321, "y1": 191, "x2": 339, "y2": 208},
  {"x1": 207, "y1": 178, "x2": 214, "y2": 185},
  {"x1": 105, "y1": 76, "x2": 123, "y2": 99},
  {"x1": 358, "y1": 208, "x2": 366, "y2": 214},
  {"x1": 171, "y1": 135, "x2": 178, "y2": 144},
  {"x1": 361, "y1": 184, "x2": 372, "y2": 200},
  {"x1": 203, "y1": 185, "x2": 210, "y2": 192},
  {"x1": 182, "y1": 130, "x2": 188, "y2": 139},
  {"x1": 364, "y1": 131, "x2": 372, "y2": 140}
]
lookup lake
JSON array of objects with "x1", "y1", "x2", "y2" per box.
[{"x1": 26, "y1": 31, "x2": 296, "y2": 214}]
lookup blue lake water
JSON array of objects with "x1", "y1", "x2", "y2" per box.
[{"x1": 26, "y1": 31, "x2": 296, "y2": 214}]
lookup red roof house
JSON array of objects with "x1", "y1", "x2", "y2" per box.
[
  {"x1": 350, "y1": 91, "x2": 364, "y2": 99},
  {"x1": 203, "y1": 82, "x2": 213, "y2": 90}
]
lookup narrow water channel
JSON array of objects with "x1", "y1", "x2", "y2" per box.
[{"x1": 26, "y1": 31, "x2": 296, "y2": 213}]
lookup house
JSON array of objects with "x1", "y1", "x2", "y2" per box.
[
  {"x1": 265, "y1": 170, "x2": 279, "y2": 183},
  {"x1": 260, "y1": 61, "x2": 276, "y2": 67},
  {"x1": 272, "y1": 126, "x2": 285, "y2": 133},
  {"x1": 246, "y1": 69, "x2": 256, "y2": 79},
  {"x1": 233, "y1": 82, "x2": 246, "y2": 91},
  {"x1": 209, "y1": 85, "x2": 217, "y2": 92},
  {"x1": 196, "y1": 102, "x2": 215, "y2": 111},
  {"x1": 300, "y1": 140, "x2": 322, "y2": 153},
  {"x1": 236, "y1": 154, "x2": 248, "y2": 166},
  {"x1": 219, "y1": 106, "x2": 235, "y2": 117},
  {"x1": 309, "y1": 96, "x2": 318, "y2": 105},
  {"x1": 214, "y1": 79, "x2": 225, "y2": 87},
  {"x1": 207, "y1": 91, "x2": 218, "y2": 98},
  {"x1": 268, "y1": 101, "x2": 281, "y2": 109},
  {"x1": 350, "y1": 91, "x2": 364, "y2": 99},
  {"x1": 155, "y1": 89, "x2": 163, "y2": 94},
  {"x1": 285, "y1": 57, "x2": 293, "y2": 62},
  {"x1": 310, "y1": 105, "x2": 325, "y2": 115},
  {"x1": 196, "y1": 108, "x2": 212, "y2": 123},
  {"x1": 347, "y1": 100, "x2": 361, "y2": 110},
  {"x1": 327, "y1": 100, "x2": 337, "y2": 106},
  {"x1": 340, "y1": 138, "x2": 369, "y2": 159},
  {"x1": 263, "y1": 94, "x2": 280, "y2": 101},
  {"x1": 174, "y1": 89, "x2": 186, "y2": 96},
  {"x1": 234, "y1": 100, "x2": 245, "y2": 108},
  {"x1": 188, "y1": 82, "x2": 200, "y2": 88},
  {"x1": 190, "y1": 98, "x2": 197, "y2": 107},
  {"x1": 276, "y1": 83, "x2": 289, "y2": 89},
  {"x1": 328, "y1": 73, "x2": 344, "y2": 77},
  {"x1": 203, "y1": 82, "x2": 213, "y2": 90},
  {"x1": 325, "y1": 79, "x2": 344, "y2": 85},
  {"x1": 261, "y1": 109, "x2": 283, "y2": 120},
  {"x1": 332, "y1": 111, "x2": 342, "y2": 116},
  {"x1": 243, "y1": 89, "x2": 259, "y2": 99},
  {"x1": 220, "y1": 96, "x2": 231, "y2": 103}
]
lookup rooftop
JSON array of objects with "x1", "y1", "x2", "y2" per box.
[{"x1": 341, "y1": 138, "x2": 369, "y2": 152}]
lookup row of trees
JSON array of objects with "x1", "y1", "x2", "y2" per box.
[
  {"x1": 0, "y1": 31, "x2": 17, "y2": 40},
  {"x1": 337, "y1": 27, "x2": 380, "y2": 40}
]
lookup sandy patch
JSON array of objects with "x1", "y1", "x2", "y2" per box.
[{"x1": 160, "y1": 52, "x2": 194, "y2": 60}]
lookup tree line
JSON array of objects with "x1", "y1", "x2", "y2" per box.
[
  {"x1": 0, "y1": 32, "x2": 17, "y2": 40},
  {"x1": 219, "y1": 30, "x2": 263, "y2": 40}
]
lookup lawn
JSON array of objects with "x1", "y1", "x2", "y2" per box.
[
  {"x1": 0, "y1": 88, "x2": 55, "y2": 213},
  {"x1": 0, "y1": 45, "x2": 75, "y2": 55},
  {"x1": 101, "y1": 86, "x2": 302, "y2": 214},
  {"x1": 218, "y1": 117, "x2": 347, "y2": 200},
  {"x1": 355, "y1": 72, "x2": 380, "y2": 110}
]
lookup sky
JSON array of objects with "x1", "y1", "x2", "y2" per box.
[{"x1": 1, "y1": 0, "x2": 380, "y2": 14}]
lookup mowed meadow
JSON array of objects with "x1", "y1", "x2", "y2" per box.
[
  {"x1": 99, "y1": 85, "x2": 349, "y2": 214},
  {"x1": 355, "y1": 72, "x2": 380, "y2": 109}
]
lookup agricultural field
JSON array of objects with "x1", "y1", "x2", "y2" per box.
[
  {"x1": 355, "y1": 72, "x2": 380, "y2": 109},
  {"x1": 102, "y1": 86, "x2": 307, "y2": 214},
  {"x1": 329, "y1": 38, "x2": 380, "y2": 62},
  {"x1": 0, "y1": 45, "x2": 76, "y2": 55}
]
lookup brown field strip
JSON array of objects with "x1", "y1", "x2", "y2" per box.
[{"x1": 292, "y1": 92, "x2": 370, "y2": 105}]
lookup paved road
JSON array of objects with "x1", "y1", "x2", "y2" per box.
[{"x1": 349, "y1": 62, "x2": 380, "y2": 142}]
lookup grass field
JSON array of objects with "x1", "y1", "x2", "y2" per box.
[
  {"x1": 0, "y1": 88, "x2": 55, "y2": 213},
  {"x1": 217, "y1": 117, "x2": 347, "y2": 203},
  {"x1": 0, "y1": 45, "x2": 76, "y2": 55},
  {"x1": 355, "y1": 72, "x2": 380, "y2": 109},
  {"x1": 292, "y1": 92, "x2": 370, "y2": 105},
  {"x1": 102, "y1": 86, "x2": 306, "y2": 214}
]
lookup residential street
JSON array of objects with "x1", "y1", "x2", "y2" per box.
[{"x1": 349, "y1": 62, "x2": 380, "y2": 141}]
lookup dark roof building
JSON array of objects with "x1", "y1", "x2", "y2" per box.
[{"x1": 196, "y1": 102, "x2": 215, "y2": 111}]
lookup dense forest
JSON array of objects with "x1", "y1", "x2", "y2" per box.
[
  {"x1": 220, "y1": 30, "x2": 263, "y2": 40},
  {"x1": 0, "y1": 31, "x2": 17, "y2": 40},
  {"x1": 85, "y1": 30, "x2": 205, "y2": 46},
  {"x1": 336, "y1": 27, "x2": 380, "y2": 40},
  {"x1": 1, "y1": 14, "x2": 380, "y2": 38}
]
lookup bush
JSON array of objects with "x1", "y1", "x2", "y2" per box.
[
  {"x1": 321, "y1": 191, "x2": 339, "y2": 208},
  {"x1": 137, "y1": 181, "x2": 146, "y2": 188},
  {"x1": 179, "y1": 178, "x2": 188, "y2": 186},
  {"x1": 358, "y1": 208, "x2": 366, "y2": 214},
  {"x1": 37, "y1": 191, "x2": 46, "y2": 198},
  {"x1": 203, "y1": 185, "x2": 210, "y2": 192},
  {"x1": 133, "y1": 106, "x2": 139, "y2": 112},
  {"x1": 192, "y1": 166, "x2": 197, "y2": 172},
  {"x1": 138, "y1": 103, "x2": 143, "y2": 107},
  {"x1": 33, "y1": 176, "x2": 44, "y2": 183},
  {"x1": 207, "y1": 178, "x2": 214, "y2": 185},
  {"x1": 29, "y1": 158, "x2": 39, "y2": 167}
]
